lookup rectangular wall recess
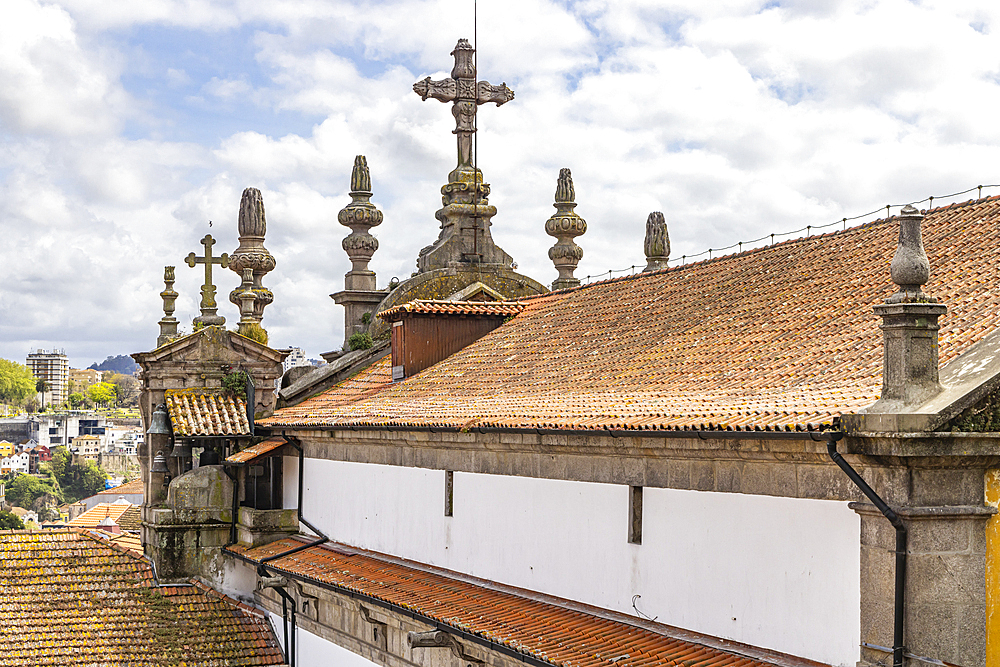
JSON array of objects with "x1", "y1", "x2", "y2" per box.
[
  {"x1": 628, "y1": 486, "x2": 643, "y2": 545},
  {"x1": 445, "y1": 470, "x2": 454, "y2": 517}
]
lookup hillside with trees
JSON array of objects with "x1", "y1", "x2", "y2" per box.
[{"x1": 89, "y1": 355, "x2": 138, "y2": 375}]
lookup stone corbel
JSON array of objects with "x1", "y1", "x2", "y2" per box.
[{"x1": 407, "y1": 630, "x2": 483, "y2": 664}]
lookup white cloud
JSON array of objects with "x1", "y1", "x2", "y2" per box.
[{"x1": 4, "y1": 0, "x2": 1000, "y2": 368}]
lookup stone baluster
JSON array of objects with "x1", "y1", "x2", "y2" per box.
[{"x1": 229, "y1": 188, "x2": 276, "y2": 325}]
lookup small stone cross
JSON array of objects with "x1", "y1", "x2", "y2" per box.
[
  {"x1": 185, "y1": 234, "x2": 230, "y2": 326},
  {"x1": 413, "y1": 39, "x2": 514, "y2": 174}
]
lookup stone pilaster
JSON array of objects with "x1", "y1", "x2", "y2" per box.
[
  {"x1": 545, "y1": 168, "x2": 586, "y2": 290},
  {"x1": 853, "y1": 499, "x2": 993, "y2": 667}
]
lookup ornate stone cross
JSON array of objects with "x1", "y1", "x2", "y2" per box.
[
  {"x1": 410, "y1": 39, "x2": 517, "y2": 272},
  {"x1": 413, "y1": 39, "x2": 514, "y2": 177},
  {"x1": 185, "y1": 234, "x2": 229, "y2": 326}
]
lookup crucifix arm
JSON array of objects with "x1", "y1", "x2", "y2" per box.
[
  {"x1": 413, "y1": 77, "x2": 458, "y2": 103},
  {"x1": 185, "y1": 253, "x2": 197, "y2": 268},
  {"x1": 476, "y1": 81, "x2": 514, "y2": 106}
]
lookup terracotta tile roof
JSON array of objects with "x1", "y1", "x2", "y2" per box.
[
  {"x1": 166, "y1": 387, "x2": 251, "y2": 437},
  {"x1": 98, "y1": 479, "x2": 144, "y2": 495},
  {"x1": 66, "y1": 502, "x2": 135, "y2": 528},
  {"x1": 0, "y1": 529, "x2": 284, "y2": 666},
  {"x1": 377, "y1": 299, "x2": 526, "y2": 321},
  {"x1": 88, "y1": 529, "x2": 143, "y2": 556},
  {"x1": 228, "y1": 537, "x2": 814, "y2": 667},
  {"x1": 226, "y1": 437, "x2": 288, "y2": 465},
  {"x1": 261, "y1": 197, "x2": 1000, "y2": 432},
  {"x1": 116, "y1": 505, "x2": 141, "y2": 531}
]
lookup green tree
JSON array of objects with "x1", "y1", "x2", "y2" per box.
[
  {"x1": 5, "y1": 473, "x2": 60, "y2": 508},
  {"x1": 105, "y1": 373, "x2": 139, "y2": 408},
  {"x1": 68, "y1": 392, "x2": 86, "y2": 409},
  {"x1": 0, "y1": 510, "x2": 24, "y2": 530},
  {"x1": 87, "y1": 382, "x2": 117, "y2": 407},
  {"x1": 0, "y1": 359, "x2": 36, "y2": 404},
  {"x1": 42, "y1": 447, "x2": 106, "y2": 502}
]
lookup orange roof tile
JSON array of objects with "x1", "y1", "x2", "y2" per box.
[
  {"x1": 166, "y1": 388, "x2": 251, "y2": 437},
  {"x1": 88, "y1": 529, "x2": 143, "y2": 556},
  {"x1": 228, "y1": 537, "x2": 818, "y2": 667},
  {"x1": 66, "y1": 501, "x2": 135, "y2": 528},
  {"x1": 0, "y1": 529, "x2": 284, "y2": 666},
  {"x1": 378, "y1": 299, "x2": 526, "y2": 321},
  {"x1": 260, "y1": 197, "x2": 1000, "y2": 432},
  {"x1": 227, "y1": 437, "x2": 288, "y2": 465},
  {"x1": 98, "y1": 479, "x2": 144, "y2": 495}
]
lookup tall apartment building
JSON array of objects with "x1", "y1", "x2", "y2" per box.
[{"x1": 26, "y1": 349, "x2": 69, "y2": 405}]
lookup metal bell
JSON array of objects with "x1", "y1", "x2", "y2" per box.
[
  {"x1": 150, "y1": 451, "x2": 169, "y2": 474},
  {"x1": 146, "y1": 404, "x2": 172, "y2": 436}
]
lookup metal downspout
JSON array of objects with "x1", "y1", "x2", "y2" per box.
[
  {"x1": 251, "y1": 435, "x2": 328, "y2": 666},
  {"x1": 821, "y1": 431, "x2": 906, "y2": 667}
]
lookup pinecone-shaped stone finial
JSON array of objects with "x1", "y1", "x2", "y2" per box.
[
  {"x1": 229, "y1": 187, "x2": 276, "y2": 325},
  {"x1": 339, "y1": 156, "x2": 383, "y2": 290},
  {"x1": 643, "y1": 212, "x2": 670, "y2": 272},
  {"x1": 545, "y1": 168, "x2": 587, "y2": 290}
]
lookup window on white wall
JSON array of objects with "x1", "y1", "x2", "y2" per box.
[
  {"x1": 444, "y1": 470, "x2": 454, "y2": 517},
  {"x1": 628, "y1": 486, "x2": 642, "y2": 544}
]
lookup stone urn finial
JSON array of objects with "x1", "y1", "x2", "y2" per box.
[
  {"x1": 229, "y1": 187, "x2": 276, "y2": 324},
  {"x1": 339, "y1": 155, "x2": 383, "y2": 279},
  {"x1": 545, "y1": 168, "x2": 587, "y2": 290},
  {"x1": 643, "y1": 212, "x2": 670, "y2": 272},
  {"x1": 886, "y1": 204, "x2": 935, "y2": 304},
  {"x1": 157, "y1": 266, "x2": 179, "y2": 347}
]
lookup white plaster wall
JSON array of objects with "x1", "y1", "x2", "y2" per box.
[
  {"x1": 268, "y1": 614, "x2": 379, "y2": 667},
  {"x1": 288, "y1": 458, "x2": 860, "y2": 666}
]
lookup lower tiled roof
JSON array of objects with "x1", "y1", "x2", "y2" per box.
[
  {"x1": 0, "y1": 529, "x2": 284, "y2": 666},
  {"x1": 228, "y1": 537, "x2": 820, "y2": 667},
  {"x1": 378, "y1": 299, "x2": 526, "y2": 321},
  {"x1": 259, "y1": 197, "x2": 1000, "y2": 432},
  {"x1": 166, "y1": 387, "x2": 251, "y2": 437},
  {"x1": 227, "y1": 437, "x2": 288, "y2": 465},
  {"x1": 66, "y1": 501, "x2": 135, "y2": 528},
  {"x1": 98, "y1": 479, "x2": 144, "y2": 496}
]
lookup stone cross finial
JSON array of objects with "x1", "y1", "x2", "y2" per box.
[
  {"x1": 886, "y1": 204, "x2": 934, "y2": 304},
  {"x1": 413, "y1": 39, "x2": 514, "y2": 179},
  {"x1": 643, "y1": 212, "x2": 670, "y2": 272},
  {"x1": 545, "y1": 168, "x2": 587, "y2": 290},
  {"x1": 339, "y1": 155, "x2": 383, "y2": 284},
  {"x1": 186, "y1": 235, "x2": 229, "y2": 326},
  {"x1": 157, "y1": 266, "x2": 179, "y2": 347},
  {"x1": 410, "y1": 39, "x2": 517, "y2": 273},
  {"x1": 229, "y1": 188, "x2": 276, "y2": 324}
]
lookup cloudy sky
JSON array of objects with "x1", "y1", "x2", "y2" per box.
[{"x1": 1, "y1": 0, "x2": 999, "y2": 368}]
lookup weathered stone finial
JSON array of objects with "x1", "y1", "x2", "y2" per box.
[
  {"x1": 546, "y1": 168, "x2": 587, "y2": 290},
  {"x1": 868, "y1": 204, "x2": 947, "y2": 413},
  {"x1": 643, "y1": 212, "x2": 670, "y2": 272},
  {"x1": 339, "y1": 156, "x2": 383, "y2": 284},
  {"x1": 227, "y1": 188, "x2": 275, "y2": 329},
  {"x1": 157, "y1": 266, "x2": 179, "y2": 347},
  {"x1": 886, "y1": 204, "x2": 934, "y2": 304}
]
